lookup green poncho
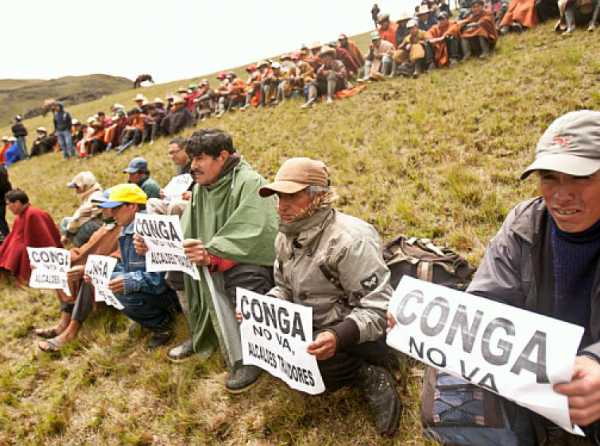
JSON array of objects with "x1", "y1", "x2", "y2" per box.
[{"x1": 181, "y1": 159, "x2": 278, "y2": 367}]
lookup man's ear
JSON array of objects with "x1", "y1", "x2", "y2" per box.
[{"x1": 219, "y1": 150, "x2": 231, "y2": 162}]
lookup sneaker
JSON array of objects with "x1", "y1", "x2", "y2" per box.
[
  {"x1": 301, "y1": 99, "x2": 316, "y2": 109},
  {"x1": 357, "y1": 364, "x2": 402, "y2": 437},
  {"x1": 326, "y1": 97, "x2": 333, "y2": 104},
  {"x1": 225, "y1": 361, "x2": 262, "y2": 393},
  {"x1": 147, "y1": 329, "x2": 173, "y2": 350},
  {"x1": 167, "y1": 338, "x2": 194, "y2": 362},
  {"x1": 588, "y1": 24, "x2": 596, "y2": 32}
]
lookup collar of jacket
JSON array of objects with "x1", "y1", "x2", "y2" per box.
[
  {"x1": 510, "y1": 196, "x2": 547, "y2": 246},
  {"x1": 204, "y1": 153, "x2": 242, "y2": 191},
  {"x1": 120, "y1": 218, "x2": 136, "y2": 237},
  {"x1": 279, "y1": 208, "x2": 334, "y2": 255}
]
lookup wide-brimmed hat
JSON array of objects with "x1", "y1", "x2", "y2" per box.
[
  {"x1": 417, "y1": 5, "x2": 431, "y2": 15},
  {"x1": 98, "y1": 183, "x2": 147, "y2": 208},
  {"x1": 319, "y1": 46, "x2": 336, "y2": 57},
  {"x1": 67, "y1": 171, "x2": 97, "y2": 189},
  {"x1": 370, "y1": 31, "x2": 381, "y2": 41},
  {"x1": 134, "y1": 93, "x2": 146, "y2": 102},
  {"x1": 36, "y1": 127, "x2": 47, "y2": 133},
  {"x1": 259, "y1": 158, "x2": 329, "y2": 197},
  {"x1": 521, "y1": 110, "x2": 600, "y2": 179},
  {"x1": 309, "y1": 41, "x2": 322, "y2": 50},
  {"x1": 407, "y1": 18, "x2": 418, "y2": 28}
]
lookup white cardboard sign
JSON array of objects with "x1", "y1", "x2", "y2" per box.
[
  {"x1": 27, "y1": 247, "x2": 71, "y2": 296},
  {"x1": 163, "y1": 174, "x2": 193, "y2": 200},
  {"x1": 134, "y1": 213, "x2": 199, "y2": 280},
  {"x1": 387, "y1": 276, "x2": 585, "y2": 435},
  {"x1": 83, "y1": 254, "x2": 123, "y2": 310},
  {"x1": 237, "y1": 288, "x2": 325, "y2": 395}
]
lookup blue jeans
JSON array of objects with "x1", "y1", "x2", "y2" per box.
[
  {"x1": 115, "y1": 290, "x2": 178, "y2": 331},
  {"x1": 16, "y1": 136, "x2": 27, "y2": 159},
  {"x1": 56, "y1": 130, "x2": 75, "y2": 158}
]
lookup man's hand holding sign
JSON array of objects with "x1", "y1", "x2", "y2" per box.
[{"x1": 386, "y1": 276, "x2": 585, "y2": 435}]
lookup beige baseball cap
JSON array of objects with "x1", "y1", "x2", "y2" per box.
[
  {"x1": 259, "y1": 158, "x2": 329, "y2": 197},
  {"x1": 521, "y1": 110, "x2": 600, "y2": 179}
]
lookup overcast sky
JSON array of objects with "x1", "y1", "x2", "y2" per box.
[{"x1": 4, "y1": 0, "x2": 421, "y2": 83}]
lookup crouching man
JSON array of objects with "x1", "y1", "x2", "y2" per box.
[
  {"x1": 258, "y1": 157, "x2": 402, "y2": 436},
  {"x1": 468, "y1": 110, "x2": 600, "y2": 444},
  {"x1": 98, "y1": 183, "x2": 179, "y2": 349}
]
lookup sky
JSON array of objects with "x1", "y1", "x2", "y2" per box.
[{"x1": 3, "y1": 0, "x2": 421, "y2": 83}]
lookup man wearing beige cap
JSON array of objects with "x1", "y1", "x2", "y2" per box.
[
  {"x1": 467, "y1": 110, "x2": 600, "y2": 443},
  {"x1": 259, "y1": 157, "x2": 402, "y2": 437}
]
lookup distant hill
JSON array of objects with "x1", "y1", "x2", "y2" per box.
[{"x1": 0, "y1": 74, "x2": 132, "y2": 126}]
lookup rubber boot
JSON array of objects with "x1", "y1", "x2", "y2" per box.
[
  {"x1": 461, "y1": 38, "x2": 472, "y2": 60},
  {"x1": 357, "y1": 364, "x2": 402, "y2": 437},
  {"x1": 225, "y1": 361, "x2": 262, "y2": 393},
  {"x1": 478, "y1": 37, "x2": 491, "y2": 58}
]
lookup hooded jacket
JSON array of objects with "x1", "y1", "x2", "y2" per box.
[{"x1": 53, "y1": 103, "x2": 72, "y2": 132}]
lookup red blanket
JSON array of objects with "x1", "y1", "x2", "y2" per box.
[{"x1": 0, "y1": 205, "x2": 62, "y2": 283}]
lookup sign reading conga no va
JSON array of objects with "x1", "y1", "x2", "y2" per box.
[
  {"x1": 84, "y1": 254, "x2": 124, "y2": 310},
  {"x1": 387, "y1": 276, "x2": 584, "y2": 435},
  {"x1": 27, "y1": 247, "x2": 71, "y2": 296},
  {"x1": 134, "y1": 213, "x2": 199, "y2": 280},
  {"x1": 237, "y1": 288, "x2": 325, "y2": 395}
]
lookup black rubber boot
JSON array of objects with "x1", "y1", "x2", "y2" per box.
[
  {"x1": 357, "y1": 364, "x2": 402, "y2": 437},
  {"x1": 225, "y1": 361, "x2": 262, "y2": 394},
  {"x1": 146, "y1": 329, "x2": 173, "y2": 349}
]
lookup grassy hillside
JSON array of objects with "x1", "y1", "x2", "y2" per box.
[
  {"x1": 0, "y1": 75, "x2": 132, "y2": 127},
  {"x1": 0, "y1": 22, "x2": 598, "y2": 445}
]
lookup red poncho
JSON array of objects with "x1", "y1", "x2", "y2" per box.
[{"x1": 0, "y1": 205, "x2": 62, "y2": 283}]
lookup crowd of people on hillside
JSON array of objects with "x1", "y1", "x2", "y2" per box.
[
  {"x1": 0, "y1": 94, "x2": 194, "y2": 166},
  {"x1": 0, "y1": 113, "x2": 599, "y2": 443},
  {"x1": 4, "y1": 0, "x2": 597, "y2": 166}
]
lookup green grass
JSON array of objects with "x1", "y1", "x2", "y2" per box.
[{"x1": 0, "y1": 22, "x2": 598, "y2": 445}]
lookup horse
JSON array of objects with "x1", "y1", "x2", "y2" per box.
[{"x1": 133, "y1": 74, "x2": 155, "y2": 89}]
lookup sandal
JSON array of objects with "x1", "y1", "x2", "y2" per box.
[
  {"x1": 34, "y1": 327, "x2": 59, "y2": 339},
  {"x1": 38, "y1": 338, "x2": 65, "y2": 353}
]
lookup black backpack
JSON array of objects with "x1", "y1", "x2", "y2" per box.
[{"x1": 383, "y1": 235, "x2": 475, "y2": 291}]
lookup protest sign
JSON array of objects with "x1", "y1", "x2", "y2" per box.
[
  {"x1": 387, "y1": 276, "x2": 584, "y2": 435},
  {"x1": 27, "y1": 247, "x2": 71, "y2": 296},
  {"x1": 134, "y1": 213, "x2": 199, "y2": 280},
  {"x1": 163, "y1": 174, "x2": 193, "y2": 200},
  {"x1": 83, "y1": 254, "x2": 124, "y2": 310},
  {"x1": 237, "y1": 288, "x2": 325, "y2": 395}
]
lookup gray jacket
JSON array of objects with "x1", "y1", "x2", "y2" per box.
[
  {"x1": 468, "y1": 197, "x2": 600, "y2": 359},
  {"x1": 267, "y1": 208, "x2": 392, "y2": 348}
]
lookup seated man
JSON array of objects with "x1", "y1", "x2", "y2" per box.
[
  {"x1": 417, "y1": 5, "x2": 439, "y2": 30},
  {"x1": 123, "y1": 157, "x2": 161, "y2": 199},
  {"x1": 60, "y1": 171, "x2": 103, "y2": 247},
  {"x1": 302, "y1": 47, "x2": 348, "y2": 108},
  {"x1": 363, "y1": 32, "x2": 395, "y2": 81},
  {"x1": 142, "y1": 98, "x2": 166, "y2": 145},
  {"x1": 100, "y1": 183, "x2": 179, "y2": 349},
  {"x1": 378, "y1": 13, "x2": 398, "y2": 47},
  {"x1": 499, "y1": 0, "x2": 538, "y2": 34},
  {"x1": 30, "y1": 127, "x2": 57, "y2": 157},
  {"x1": 160, "y1": 96, "x2": 193, "y2": 135},
  {"x1": 556, "y1": 0, "x2": 599, "y2": 33},
  {"x1": 0, "y1": 189, "x2": 62, "y2": 283},
  {"x1": 258, "y1": 157, "x2": 401, "y2": 437},
  {"x1": 146, "y1": 137, "x2": 193, "y2": 217},
  {"x1": 4, "y1": 136, "x2": 23, "y2": 167},
  {"x1": 467, "y1": 110, "x2": 600, "y2": 443},
  {"x1": 427, "y1": 12, "x2": 461, "y2": 67},
  {"x1": 338, "y1": 33, "x2": 365, "y2": 72},
  {"x1": 394, "y1": 19, "x2": 429, "y2": 77},
  {"x1": 116, "y1": 108, "x2": 145, "y2": 153},
  {"x1": 176, "y1": 129, "x2": 277, "y2": 391},
  {"x1": 83, "y1": 119, "x2": 106, "y2": 156},
  {"x1": 458, "y1": 0, "x2": 499, "y2": 59},
  {"x1": 37, "y1": 190, "x2": 120, "y2": 352}
]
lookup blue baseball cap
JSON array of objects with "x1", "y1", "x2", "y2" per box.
[{"x1": 123, "y1": 157, "x2": 148, "y2": 174}]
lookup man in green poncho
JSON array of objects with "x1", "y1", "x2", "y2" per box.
[{"x1": 181, "y1": 128, "x2": 278, "y2": 393}]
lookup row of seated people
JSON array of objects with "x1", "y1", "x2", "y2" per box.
[{"x1": 1, "y1": 114, "x2": 600, "y2": 442}]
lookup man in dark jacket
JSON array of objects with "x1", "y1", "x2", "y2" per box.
[
  {"x1": 468, "y1": 110, "x2": 600, "y2": 444},
  {"x1": 161, "y1": 97, "x2": 193, "y2": 136},
  {"x1": 52, "y1": 103, "x2": 75, "y2": 158},
  {"x1": 11, "y1": 115, "x2": 28, "y2": 159}
]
